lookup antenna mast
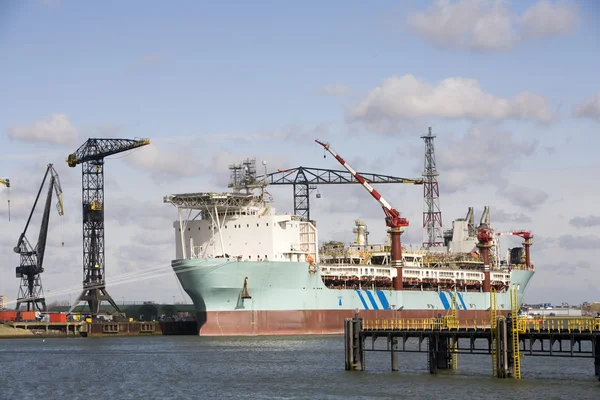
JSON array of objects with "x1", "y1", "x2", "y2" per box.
[{"x1": 421, "y1": 127, "x2": 443, "y2": 248}]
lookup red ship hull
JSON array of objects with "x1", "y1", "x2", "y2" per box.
[{"x1": 195, "y1": 309, "x2": 509, "y2": 336}]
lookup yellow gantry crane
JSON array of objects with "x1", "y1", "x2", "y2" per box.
[{"x1": 0, "y1": 177, "x2": 10, "y2": 221}]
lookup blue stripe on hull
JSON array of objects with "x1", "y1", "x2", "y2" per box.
[
  {"x1": 438, "y1": 292, "x2": 451, "y2": 310},
  {"x1": 457, "y1": 292, "x2": 468, "y2": 310},
  {"x1": 363, "y1": 290, "x2": 379, "y2": 310},
  {"x1": 375, "y1": 290, "x2": 391, "y2": 310},
  {"x1": 355, "y1": 289, "x2": 369, "y2": 310}
]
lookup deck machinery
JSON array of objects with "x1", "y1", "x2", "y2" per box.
[{"x1": 67, "y1": 138, "x2": 150, "y2": 315}]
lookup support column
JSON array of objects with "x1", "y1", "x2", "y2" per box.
[
  {"x1": 477, "y1": 225, "x2": 493, "y2": 293},
  {"x1": 496, "y1": 317, "x2": 509, "y2": 378},
  {"x1": 390, "y1": 336, "x2": 399, "y2": 371},
  {"x1": 523, "y1": 239, "x2": 532, "y2": 269},
  {"x1": 428, "y1": 335, "x2": 438, "y2": 374},
  {"x1": 344, "y1": 319, "x2": 352, "y2": 371},
  {"x1": 390, "y1": 227, "x2": 404, "y2": 290},
  {"x1": 437, "y1": 337, "x2": 450, "y2": 370},
  {"x1": 478, "y1": 243, "x2": 492, "y2": 293},
  {"x1": 344, "y1": 315, "x2": 364, "y2": 371},
  {"x1": 506, "y1": 315, "x2": 517, "y2": 378},
  {"x1": 594, "y1": 336, "x2": 600, "y2": 381},
  {"x1": 449, "y1": 336, "x2": 458, "y2": 370}
]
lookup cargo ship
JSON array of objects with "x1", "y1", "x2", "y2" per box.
[{"x1": 164, "y1": 156, "x2": 535, "y2": 336}]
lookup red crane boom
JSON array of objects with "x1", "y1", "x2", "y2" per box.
[
  {"x1": 315, "y1": 139, "x2": 407, "y2": 290},
  {"x1": 315, "y1": 140, "x2": 408, "y2": 229}
]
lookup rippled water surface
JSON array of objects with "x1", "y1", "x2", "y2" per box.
[{"x1": 0, "y1": 335, "x2": 598, "y2": 399}]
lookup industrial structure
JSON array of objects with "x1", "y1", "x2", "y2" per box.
[
  {"x1": 316, "y1": 139, "x2": 409, "y2": 291},
  {"x1": 421, "y1": 127, "x2": 443, "y2": 249},
  {"x1": 67, "y1": 138, "x2": 150, "y2": 315},
  {"x1": 14, "y1": 164, "x2": 64, "y2": 311},
  {"x1": 0, "y1": 176, "x2": 10, "y2": 221},
  {"x1": 259, "y1": 166, "x2": 422, "y2": 222}
]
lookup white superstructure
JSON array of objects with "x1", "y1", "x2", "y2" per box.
[{"x1": 164, "y1": 159, "x2": 319, "y2": 266}]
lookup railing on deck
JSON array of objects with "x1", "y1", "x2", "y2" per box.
[{"x1": 361, "y1": 317, "x2": 600, "y2": 333}]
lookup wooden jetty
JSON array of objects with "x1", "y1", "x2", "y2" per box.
[{"x1": 4, "y1": 320, "x2": 198, "y2": 338}]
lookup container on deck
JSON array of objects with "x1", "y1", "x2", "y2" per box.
[
  {"x1": 0, "y1": 311, "x2": 17, "y2": 321},
  {"x1": 20, "y1": 311, "x2": 36, "y2": 321},
  {"x1": 49, "y1": 313, "x2": 67, "y2": 323}
]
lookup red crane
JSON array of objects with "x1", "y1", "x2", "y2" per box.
[
  {"x1": 496, "y1": 230, "x2": 534, "y2": 269},
  {"x1": 315, "y1": 139, "x2": 408, "y2": 290},
  {"x1": 476, "y1": 224, "x2": 494, "y2": 293}
]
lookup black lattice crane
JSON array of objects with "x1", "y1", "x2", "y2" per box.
[
  {"x1": 14, "y1": 164, "x2": 64, "y2": 311},
  {"x1": 67, "y1": 138, "x2": 150, "y2": 315},
  {"x1": 258, "y1": 166, "x2": 423, "y2": 222}
]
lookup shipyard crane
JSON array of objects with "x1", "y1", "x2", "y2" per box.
[
  {"x1": 0, "y1": 177, "x2": 10, "y2": 221},
  {"x1": 257, "y1": 166, "x2": 423, "y2": 221},
  {"x1": 315, "y1": 139, "x2": 409, "y2": 290},
  {"x1": 14, "y1": 164, "x2": 64, "y2": 311},
  {"x1": 67, "y1": 138, "x2": 150, "y2": 315}
]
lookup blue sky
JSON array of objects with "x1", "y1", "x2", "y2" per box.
[{"x1": 0, "y1": 0, "x2": 599, "y2": 306}]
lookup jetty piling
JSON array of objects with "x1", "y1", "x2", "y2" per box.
[{"x1": 344, "y1": 315, "x2": 364, "y2": 371}]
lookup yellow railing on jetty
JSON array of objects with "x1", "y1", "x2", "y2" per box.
[
  {"x1": 361, "y1": 317, "x2": 600, "y2": 332},
  {"x1": 362, "y1": 317, "x2": 487, "y2": 331},
  {"x1": 523, "y1": 317, "x2": 600, "y2": 333}
]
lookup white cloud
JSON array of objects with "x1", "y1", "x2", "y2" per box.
[
  {"x1": 490, "y1": 208, "x2": 532, "y2": 223},
  {"x1": 347, "y1": 75, "x2": 555, "y2": 125},
  {"x1": 407, "y1": 0, "x2": 579, "y2": 52},
  {"x1": 517, "y1": 0, "x2": 579, "y2": 39},
  {"x1": 152, "y1": 123, "x2": 331, "y2": 147},
  {"x1": 317, "y1": 84, "x2": 352, "y2": 97},
  {"x1": 557, "y1": 234, "x2": 600, "y2": 250},
  {"x1": 6, "y1": 114, "x2": 78, "y2": 145},
  {"x1": 572, "y1": 91, "x2": 600, "y2": 122},
  {"x1": 498, "y1": 184, "x2": 549, "y2": 210},
  {"x1": 407, "y1": 0, "x2": 514, "y2": 51},
  {"x1": 435, "y1": 125, "x2": 537, "y2": 193},
  {"x1": 569, "y1": 215, "x2": 600, "y2": 229},
  {"x1": 122, "y1": 143, "x2": 201, "y2": 180}
]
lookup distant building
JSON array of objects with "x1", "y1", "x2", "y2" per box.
[{"x1": 0, "y1": 295, "x2": 7, "y2": 310}]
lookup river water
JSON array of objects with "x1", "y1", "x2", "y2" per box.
[{"x1": 0, "y1": 335, "x2": 597, "y2": 399}]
